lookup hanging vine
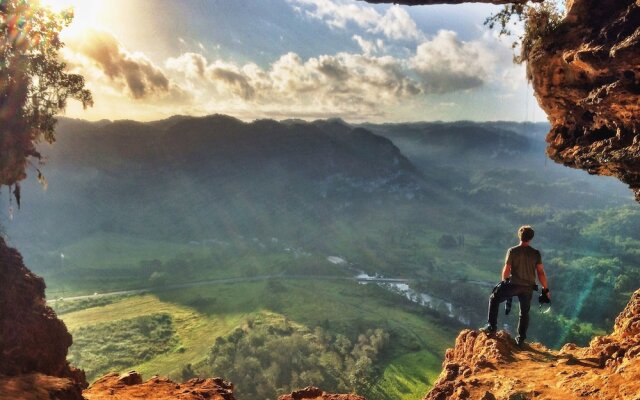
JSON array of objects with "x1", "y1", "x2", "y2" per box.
[{"x1": 484, "y1": 0, "x2": 566, "y2": 64}]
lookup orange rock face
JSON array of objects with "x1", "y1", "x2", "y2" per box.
[
  {"x1": 278, "y1": 386, "x2": 366, "y2": 400},
  {"x1": 529, "y1": 0, "x2": 640, "y2": 201},
  {"x1": 0, "y1": 238, "x2": 86, "y2": 400},
  {"x1": 0, "y1": 373, "x2": 84, "y2": 400},
  {"x1": 84, "y1": 372, "x2": 236, "y2": 400},
  {"x1": 424, "y1": 289, "x2": 640, "y2": 400}
]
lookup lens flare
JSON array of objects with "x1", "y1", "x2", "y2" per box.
[{"x1": 39, "y1": 0, "x2": 104, "y2": 36}]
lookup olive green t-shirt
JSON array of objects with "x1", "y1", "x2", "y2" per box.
[{"x1": 505, "y1": 245, "x2": 541, "y2": 286}]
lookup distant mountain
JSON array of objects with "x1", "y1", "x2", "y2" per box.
[
  {"x1": 9, "y1": 115, "x2": 426, "y2": 246},
  {"x1": 359, "y1": 121, "x2": 548, "y2": 161},
  {"x1": 50, "y1": 115, "x2": 419, "y2": 181}
]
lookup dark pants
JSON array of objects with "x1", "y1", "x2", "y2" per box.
[{"x1": 487, "y1": 283, "x2": 533, "y2": 340}]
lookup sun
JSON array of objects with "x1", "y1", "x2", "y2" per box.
[
  {"x1": 39, "y1": 0, "x2": 104, "y2": 35},
  {"x1": 40, "y1": 0, "x2": 81, "y2": 12}
]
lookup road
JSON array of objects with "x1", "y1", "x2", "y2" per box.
[{"x1": 46, "y1": 274, "x2": 412, "y2": 303}]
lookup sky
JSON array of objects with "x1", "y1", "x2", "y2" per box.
[{"x1": 43, "y1": 0, "x2": 545, "y2": 123}]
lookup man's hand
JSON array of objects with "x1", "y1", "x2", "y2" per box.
[{"x1": 543, "y1": 288, "x2": 551, "y2": 300}]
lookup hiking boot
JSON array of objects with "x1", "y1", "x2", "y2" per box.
[
  {"x1": 515, "y1": 337, "x2": 525, "y2": 348},
  {"x1": 479, "y1": 324, "x2": 497, "y2": 335}
]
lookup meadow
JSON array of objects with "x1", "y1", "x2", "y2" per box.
[{"x1": 58, "y1": 280, "x2": 457, "y2": 399}]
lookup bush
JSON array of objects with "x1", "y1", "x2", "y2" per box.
[
  {"x1": 68, "y1": 313, "x2": 179, "y2": 381},
  {"x1": 202, "y1": 319, "x2": 389, "y2": 398},
  {"x1": 437, "y1": 234, "x2": 458, "y2": 249}
]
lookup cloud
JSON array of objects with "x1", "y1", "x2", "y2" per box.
[
  {"x1": 290, "y1": 0, "x2": 379, "y2": 29},
  {"x1": 374, "y1": 6, "x2": 422, "y2": 41},
  {"x1": 289, "y1": 0, "x2": 423, "y2": 41},
  {"x1": 411, "y1": 30, "x2": 493, "y2": 93},
  {"x1": 209, "y1": 67, "x2": 256, "y2": 100},
  {"x1": 59, "y1": 23, "x2": 510, "y2": 121},
  {"x1": 166, "y1": 52, "x2": 207, "y2": 78},
  {"x1": 352, "y1": 35, "x2": 385, "y2": 56},
  {"x1": 138, "y1": 27, "x2": 501, "y2": 120},
  {"x1": 167, "y1": 50, "x2": 423, "y2": 118},
  {"x1": 65, "y1": 29, "x2": 174, "y2": 100}
]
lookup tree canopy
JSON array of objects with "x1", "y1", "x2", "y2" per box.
[{"x1": 0, "y1": 0, "x2": 92, "y2": 203}]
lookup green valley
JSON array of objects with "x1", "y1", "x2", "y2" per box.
[{"x1": 4, "y1": 116, "x2": 639, "y2": 399}]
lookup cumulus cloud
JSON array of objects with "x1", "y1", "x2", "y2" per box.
[
  {"x1": 165, "y1": 52, "x2": 207, "y2": 78},
  {"x1": 65, "y1": 29, "x2": 175, "y2": 100},
  {"x1": 289, "y1": 0, "x2": 422, "y2": 41},
  {"x1": 352, "y1": 35, "x2": 385, "y2": 56},
  {"x1": 60, "y1": 22, "x2": 507, "y2": 121},
  {"x1": 155, "y1": 27, "x2": 502, "y2": 119},
  {"x1": 209, "y1": 67, "x2": 256, "y2": 100},
  {"x1": 411, "y1": 30, "x2": 493, "y2": 93},
  {"x1": 167, "y1": 50, "x2": 423, "y2": 117},
  {"x1": 290, "y1": 0, "x2": 379, "y2": 29},
  {"x1": 374, "y1": 6, "x2": 422, "y2": 41}
]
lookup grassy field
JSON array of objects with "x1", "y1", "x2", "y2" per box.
[
  {"x1": 60, "y1": 279, "x2": 457, "y2": 399},
  {"x1": 62, "y1": 294, "x2": 245, "y2": 380},
  {"x1": 370, "y1": 351, "x2": 442, "y2": 399}
]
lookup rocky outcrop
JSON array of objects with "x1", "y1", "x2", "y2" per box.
[
  {"x1": 424, "y1": 289, "x2": 640, "y2": 400},
  {"x1": 84, "y1": 372, "x2": 236, "y2": 400},
  {"x1": 0, "y1": 238, "x2": 86, "y2": 399},
  {"x1": 278, "y1": 386, "x2": 366, "y2": 400},
  {"x1": 581, "y1": 288, "x2": 640, "y2": 370},
  {"x1": 0, "y1": 373, "x2": 86, "y2": 400},
  {"x1": 530, "y1": 0, "x2": 640, "y2": 201}
]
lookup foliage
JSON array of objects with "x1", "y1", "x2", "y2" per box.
[
  {"x1": 58, "y1": 280, "x2": 455, "y2": 400},
  {"x1": 202, "y1": 317, "x2": 389, "y2": 398},
  {"x1": 436, "y1": 234, "x2": 459, "y2": 250},
  {"x1": 50, "y1": 294, "x2": 132, "y2": 315},
  {"x1": 484, "y1": 1, "x2": 565, "y2": 63},
  {"x1": 0, "y1": 0, "x2": 91, "y2": 194},
  {"x1": 68, "y1": 313, "x2": 179, "y2": 382}
]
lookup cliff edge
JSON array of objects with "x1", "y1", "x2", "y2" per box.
[
  {"x1": 0, "y1": 238, "x2": 241, "y2": 400},
  {"x1": 0, "y1": 237, "x2": 86, "y2": 400},
  {"x1": 424, "y1": 289, "x2": 640, "y2": 400}
]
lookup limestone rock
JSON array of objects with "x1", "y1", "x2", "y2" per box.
[
  {"x1": 0, "y1": 373, "x2": 84, "y2": 400},
  {"x1": 424, "y1": 289, "x2": 640, "y2": 400},
  {"x1": 529, "y1": 0, "x2": 640, "y2": 201},
  {"x1": 0, "y1": 238, "x2": 86, "y2": 398},
  {"x1": 279, "y1": 386, "x2": 366, "y2": 400},
  {"x1": 85, "y1": 373, "x2": 236, "y2": 400}
]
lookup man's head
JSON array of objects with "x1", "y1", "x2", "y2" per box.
[{"x1": 518, "y1": 225, "x2": 535, "y2": 242}]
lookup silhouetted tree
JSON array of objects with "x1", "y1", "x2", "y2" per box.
[{"x1": 0, "y1": 0, "x2": 92, "y2": 198}]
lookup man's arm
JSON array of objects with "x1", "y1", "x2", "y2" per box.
[
  {"x1": 502, "y1": 263, "x2": 511, "y2": 281},
  {"x1": 536, "y1": 263, "x2": 550, "y2": 298}
]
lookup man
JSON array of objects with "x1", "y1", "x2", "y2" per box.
[{"x1": 480, "y1": 225, "x2": 550, "y2": 347}]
